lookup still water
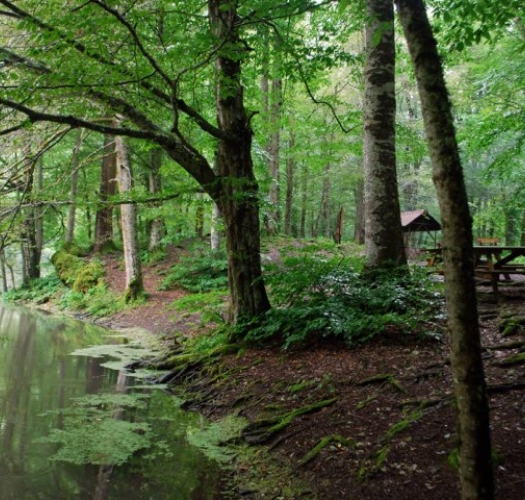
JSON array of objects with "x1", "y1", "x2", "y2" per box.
[{"x1": 0, "y1": 304, "x2": 222, "y2": 500}]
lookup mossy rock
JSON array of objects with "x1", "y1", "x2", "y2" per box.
[
  {"x1": 51, "y1": 249, "x2": 84, "y2": 286},
  {"x1": 72, "y1": 259, "x2": 105, "y2": 293},
  {"x1": 62, "y1": 242, "x2": 86, "y2": 257},
  {"x1": 51, "y1": 250, "x2": 105, "y2": 292}
]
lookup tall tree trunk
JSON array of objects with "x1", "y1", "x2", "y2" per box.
[
  {"x1": 299, "y1": 163, "x2": 308, "y2": 238},
  {"x1": 20, "y1": 146, "x2": 40, "y2": 284},
  {"x1": 34, "y1": 156, "x2": 44, "y2": 260},
  {"x1": 66, "y1": 131, "x2": 83, "y2": 245},
  {"x1": 195, "y1": 195, "x2": 205, "y2": 238},
  {"x1": 210, "y1": 202, "x2": 222, "y2": 251},
  {"x1": 314, "y1": 163, "x2": 331, "y2": 238},
  {"x1": 266, "y1": 74, "x2": 282, "y2": 234},
  {"x1": 114, "y1": 134, "x2": 144, "y2": 302},
  {"x1": 209, "y1": 0, "x2": 271, "y2": 326},
  {"x1": 354, "y1": 175, "x2": 365, "y2": 244},
  {"x1": 261, "y1": 31, "x2": 282, "y2": 235},
  {"x1": 395, "y1": 1, "x2": 494, "y2": 498},
  {"x1": 284, "y1": 120, "x2": 295, "y2": 236},
  {"x1": 210, "y1": 153, "x2": 223, "y2": 251},
  {"x1": 94, "y1": 133, "x2": 117, "y2": 253},
  {"x1": 0, "y1": 247, "x2": 7, "y2": 293},
  {"x1": 363, "y1": 0, "x2": 407, "y2": 267},
  {"x1": 147, "y1": 147, "x2": 166, "y2": 251}
]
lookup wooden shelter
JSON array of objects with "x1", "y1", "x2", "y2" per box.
[{"x1": 401, "y1": 209, "x2": 441, "y2": 249}]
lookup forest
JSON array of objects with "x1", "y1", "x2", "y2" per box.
[{"x1": 0, "y1": 0, "x2": 524, "y2": 499}]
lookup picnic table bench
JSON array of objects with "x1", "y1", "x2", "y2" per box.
[{"x1": 426, "y1": 245, "x2": 525, "y2": 296}]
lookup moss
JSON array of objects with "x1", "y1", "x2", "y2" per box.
[
  {"x1": 72, "y1": 260, "x2": 105, "y2": 293},
  {"x1": 123, "y1": 278, "x2": 145, "y2": 303},
  {"x1": 51, "y1": 250, "x2": 105, "y2": 293},
  {"x1": 51, "y1": 249, "x2": 84, "y2": 286},
  {"x1": 62, "y1": 242, "x2": 86, "y2": 257}
]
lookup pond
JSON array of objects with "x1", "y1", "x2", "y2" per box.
[{"x1": 0, "y1": 304, "x2": 223, "y2": 500}]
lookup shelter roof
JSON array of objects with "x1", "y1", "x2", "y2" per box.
[{"x1": 401, "y1": 209, "x2": 441, "y2": 232}]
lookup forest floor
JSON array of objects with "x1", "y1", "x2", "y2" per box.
[{"x1": 94, "y1": 245, "x2": 525, "y2": 500}]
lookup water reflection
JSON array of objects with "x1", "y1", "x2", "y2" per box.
[{"x1": 0, "y1": 305, "x2": 221, "y2": 500}]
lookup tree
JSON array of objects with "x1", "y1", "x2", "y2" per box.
[
  {"x1": 0, "y1": 0, "x2": 270, "y2": 325},
  {"x1": 65, "y1": 131, "x2": 83, "y2": 245},
  {"x1": 146, "y1": 147, "x2": 166, "y2": 252},
  {"x1": 20, "y1": 139, "x2": 42, "y2": 284},
  {"x1": 114, "y1": 133, "x2": 144, "y2": 302},
  {"x1": 395, "y1": 0, "x2": 494, "y2": 497},
  {"x1": 93, "y1": 133, "x2": 117, "y2": 253},
  {"x1": 208, "y1": 0, "x2": 271, "y2": 324},
  {"x1": 363, "y1": 0, "x2": 407, "y2": 267}
]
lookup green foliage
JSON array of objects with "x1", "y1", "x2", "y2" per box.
[
  {"x1": 58, "y1": 283, "x2": 121, "y2": 317},
  {"x1": 242, "y1": 249, "x2": 442, "y2": 348},
  {"x1": 37, "y1": 394, "x2": 154, "y2": 466},
  {"x1": 170, "y1": 289, "x2": 228, "y2": 325},
  {"x1": 2, "y1": 274, "x2": 64, "y2": 303},
  {"x1": 161, "y1": 249, "x2": 228, "y2": 293},
  {"x1": 72, "y1": 259, "x2": 105, "y2": 293},
  {"x1": 141, "y1": 248, "x2": 168, "y2": 265}
]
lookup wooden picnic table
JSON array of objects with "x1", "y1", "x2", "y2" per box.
[
  {"x1": 472, "y1": 245, "x2": 525, "y2": 269},
  {"x1": 426, "y1": 245, "x2": 525, "y2": 294}
]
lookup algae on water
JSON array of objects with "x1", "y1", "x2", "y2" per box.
[
  {"x1": 36, "y1": 393, "x2": 159, "y2": 466},
  {"x1": 186, "y1": 415, "x2": 248, "y2": 463}
]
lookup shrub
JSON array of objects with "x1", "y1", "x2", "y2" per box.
[
  {"x1": 242, "y1": 252, "x2": 443, "y2": 348},
  {"x1": 169, "y1": 289, "x2": 228, "y2": 325},
  {"x1": 58, "y1": 283, "x2": 121, "y2": 317},
  {"x1": 3, "y1": 274, "x2": 64, "y2": 303},
  {"x1": 160, "y1": 249, "x2": 228, "y2": 293}
]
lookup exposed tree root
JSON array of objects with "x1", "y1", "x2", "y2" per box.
[
  {"x1": 493, "y1": 352, "x2": 525, "y2": 367},
  {"x1": 242, "y1": 398, "x2": 338, "y2": 445},
  {"x1": 297, "y1": 434, "x2": 354, "y2": 467},
  {"x1": 486, "y1": 380, "x2": 525, "y2": 393},
  {"x1": 357, "y1": 373, "x2": 406, "y2": 393}
]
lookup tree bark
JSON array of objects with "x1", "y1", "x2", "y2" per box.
[
  {"x1": 20, "y1": 145, "x2": 40, "y2": 284},
  {"x1": 66, "y1": 131, "x2": 83, "y2": 245},
  {"x1": 209, "y1": 0, "x2": 271, "y2": 326},
  {"x1": 94, "y1": 133, "x2": 117, "y2": 253},
  {"x1": 363, "y1": 0, "x2": 407, "y2": 267},
  {"x1": 395, "y1": 1, "x2": 494, "y2": 498},
  {"x1": 299, "y1": 163, "x2": 308, "y2": 238},
  {"x1": 265, "y1": 74, "x2": 282, "y2": 234},
  {"x1": 114, "y1": 134, "x2": 144, "y2": 302},
  {"x1": 284, "y1": 119, "x2": 295, "y2": 236},
  {"x1": 147, "y1": 147, "x2": 166, "y2": 251},
  {"x1": 314, "y1": 163, "x2": 331, "y2": 238},
  {"x1": 354, "y1": 175, "x2": 365, "y2": 244}
]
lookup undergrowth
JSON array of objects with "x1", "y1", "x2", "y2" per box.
[
  {"x1": 2, "y1": 274, "x2": 64, "y2": 303},
  {"x1": 160, "y1": 248, "x2": 228, "y2": 293},
  {"x1": 170, "y1": 289, "x2": 228, "y2": 325},
  {"x1": 237, "y1": 246, "x2": 443, "y2": 348},
  {"x1": 58, "y1": 283, "x2": 123, "y2": 317}
]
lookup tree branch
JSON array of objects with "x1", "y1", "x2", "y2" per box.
[
  {"x1": 88, "y1": 0, "x2": 174, "y2": 89},
  {"x1": 0, "y1": 0, "x2": 229, "y2": 140}
]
